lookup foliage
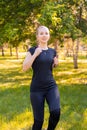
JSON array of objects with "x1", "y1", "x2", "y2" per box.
[
  {"x1": 38, "y1": 0, "x2": 87, "y2": 42},
  {"x1": 0, "y1": 0, "x2": 42, "y2": 47},
  {"x1": 0, "y1": 28, "x2": 5, "y2": 46},
  {"x1": 63, "y1": 0, "x2": 87, "y2": 35},
  {"x1": 0, "y1": 0, "x2": 87, "y2": 47}
]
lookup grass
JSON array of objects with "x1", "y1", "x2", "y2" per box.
[{"x1": 0, "y1": 54, "x2": 87, "y2": 130}]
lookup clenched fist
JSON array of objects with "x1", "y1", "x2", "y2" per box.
[{"x1": 34, "y1": 47, "x2": 42, "y2": 57}]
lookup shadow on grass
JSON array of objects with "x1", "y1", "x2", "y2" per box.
[
  {"x1": 0, "y1": 56, "x2": 87, "y2": 129},
  {"x1": 0, "y1": 55, "x2": 24, "y2": 60},
  {"x1": 0, "y1": 83, "x2": 87, "y2": 130},
  {"x1": 0, "y1": 67, "x2": 32, "y2": 85},
  {"x1": 59, "y1": 84, "x2": 87, "y2": 130},
  {"x1": 0, "y1": 85, "x2": 32, "y2": 121}
]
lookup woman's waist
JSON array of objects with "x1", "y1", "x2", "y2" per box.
[{"x1": 30, "y1": 80, "x2": 57, "y2": 92}]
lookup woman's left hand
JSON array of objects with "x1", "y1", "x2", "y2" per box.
[{"x1": 53, "y1": 56, "x2": 58, "y2": 67}]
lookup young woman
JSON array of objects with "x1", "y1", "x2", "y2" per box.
[{"x1": 23, "y1": 26, "x2": 60, "y2": 130}]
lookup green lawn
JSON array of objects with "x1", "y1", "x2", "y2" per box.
[{"x1": 0, "y1": 55, "x2": 87, "y2": 130}]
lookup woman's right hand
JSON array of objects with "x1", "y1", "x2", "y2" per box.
[
  {"x1": 34, "y1": 47, "x2": 42, "y2": 57},
  {"x1": 23, "y1": 47, "x2": 42, "y2": 72}
]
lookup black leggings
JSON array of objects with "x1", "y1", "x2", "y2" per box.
[{"x1": 30, "y1": 86, "x2": 60, "y2": 130}]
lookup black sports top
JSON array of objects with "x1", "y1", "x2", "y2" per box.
[{"x1": 28, "y1": 46, "x2": 57, "y2": 92}]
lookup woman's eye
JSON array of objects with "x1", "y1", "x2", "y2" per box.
[
  {"x1": 39, "y1": 32, "x2": 49, "y2": 35},
  {"x1": 45, "y1": 32, "x2": 48, "y2": 35},
  {"x1": 40, "y1": 32, "x2": 43, "y2": 35}
]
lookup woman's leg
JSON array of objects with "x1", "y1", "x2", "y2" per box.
[
  {"x1": 30, "y1": 92, "x2": 45, "y2": 130},
  {"x1": 47, "y1": 109, "x2": 60, "y2": 130},
  {"x1": 46, "y1": 86, "x2": 60, "y2": 130}
]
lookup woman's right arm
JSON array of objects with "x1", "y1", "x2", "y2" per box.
[{"x1": 23, "y1": 47, "x2": 42, "y2": 72}]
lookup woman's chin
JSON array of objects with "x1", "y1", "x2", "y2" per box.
[{"x1": 41, "y1": 40, "x2": 48, "y2": 44}]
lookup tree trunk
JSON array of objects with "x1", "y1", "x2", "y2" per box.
[
  {"x1": 10, "y1": 46, "x2": 12, "y2": 56},
  {"x1": 72, "y1": 39, "x2": 79, "y2": 69},
  {"x1": 16, "y1": 46, "x2": 18, "y2": 59},
  {"x1": 73, "y1": 54, "x2": 78, "y2": 69},
  {"x1": 2, "y1": 46, "x2": 4, "y2": 56}
]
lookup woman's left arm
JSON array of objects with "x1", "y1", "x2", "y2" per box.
[{"x1": 53, "y1": 56, "x2": 58, "y2": 67}]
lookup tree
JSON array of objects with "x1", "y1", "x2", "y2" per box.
[
  {"x1": 0, "y1": 26, "x2": 6, "y2": 56},
  {"x1": 67, "y1": 0, "x2": 87, "y2": 68},
  {"x1": 0, "y1": 0, "x2": 44, "y2": 57},
  {"x1": 0, "y1": 0, "x2": 87, "y2": 63},
  {"x1": 38, "y1": 0, "x2": 87, "y2": 68},
  {"x1": 38, "y1": 1, "x2": 79, "y2": 67}
]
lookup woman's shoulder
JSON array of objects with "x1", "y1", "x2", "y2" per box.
[
  {"x1": 48, "y1": 47, "x2": 56, "y2": 52},
  {"x1": 28, "y1": 46, "x2": 37, "y2": 51},
  {"x1": 27, "y1": 46, "x2": 36, "y2": 54},
  {"x1": 28, "y1": 46, "x2": 36, "y2": 50},
  {"x1": 48, "y1": 47, "x2": 56, "y2": 56}
]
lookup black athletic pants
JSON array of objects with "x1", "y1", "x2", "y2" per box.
[{"x1": 30, "y1": 86, "x2": 60, "y2": 130}]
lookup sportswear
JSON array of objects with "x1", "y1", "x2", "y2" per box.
[{"x1": 28, "y1": 46, "x2": 57, "y2": 92}]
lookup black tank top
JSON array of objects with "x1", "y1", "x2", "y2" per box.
[{"x1": 28, "y1": 46, "x2": 57, "y2": 92}]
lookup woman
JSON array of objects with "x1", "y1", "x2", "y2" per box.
[{"x1": 23, "y1": 26, "x2": 60, "y2": 130}]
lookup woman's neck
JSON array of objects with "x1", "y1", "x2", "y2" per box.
[{"x1": 38, "y1": 43, "x2": 48, "y2": 50}]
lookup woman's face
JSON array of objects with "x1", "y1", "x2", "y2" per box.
[{"x1": 37, "y1": 27, "x2": 50, "y2": 44}]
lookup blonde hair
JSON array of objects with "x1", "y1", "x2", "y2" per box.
[{"x1": 36, "y1": 26, "x2": 50, "y2": 35}]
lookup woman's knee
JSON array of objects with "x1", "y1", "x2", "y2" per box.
[{"x1": 50, "y1": 108, "x2": 60, "y2": 122}]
